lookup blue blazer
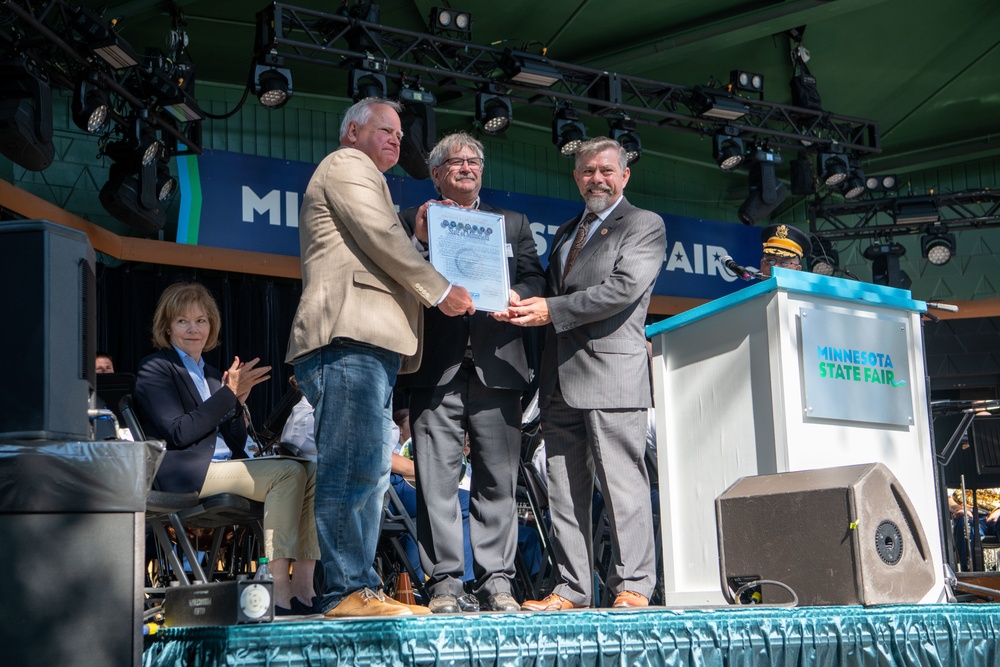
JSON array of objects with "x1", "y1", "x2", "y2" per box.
[{"x1": 134, "y1": 348, "x2": 248, "y2": 493}]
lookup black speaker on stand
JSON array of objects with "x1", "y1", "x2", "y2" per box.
[{"x1": 716, "y1": 462, "x2": 936, "y2": 606}]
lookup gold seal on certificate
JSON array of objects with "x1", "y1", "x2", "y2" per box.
[{"x1": 426, "y1": 203, "x2": 510, "y2": 312}]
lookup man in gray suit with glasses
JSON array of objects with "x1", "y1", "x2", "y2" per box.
[{"x1": 506, "y1": 137, "x2": 666, "y2": 610}]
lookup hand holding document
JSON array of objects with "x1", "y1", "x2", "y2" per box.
[{"x1": 426, "y1": 202, "x2": 510, "y2": 312}]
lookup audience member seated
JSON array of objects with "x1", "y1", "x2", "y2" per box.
[
  {"x1": 949, "y1": 487, "x2": 1000, "y2": 569},
  {"x1": 134, "y1": 281, "x2": 320, "y2": 614},
  {"x1": 93, "y1": 352, "x2": 133, "y2": 440},
  {"x1": 96, "y1": 352, "x2": 115, "y2": 374}
]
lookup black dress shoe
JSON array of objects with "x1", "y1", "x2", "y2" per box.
[
  {"x1": 428, "y1": 594, "x2": 460, "y2": 613},
  {"x1": 456, "y1": 593, "x2": 480, "y2": 612},
  {"x1": 485, "y1": 592, "x2": 520, "y2": 612}
]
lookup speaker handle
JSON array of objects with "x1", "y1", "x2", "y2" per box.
[{"x1": 889, "y1": 479, "x2": 931, "y2": 561}]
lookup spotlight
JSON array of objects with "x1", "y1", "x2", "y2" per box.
[
  {"x1": 738, "y1": 151, "x2": 787, "y2": 225},
  {"x1": 254, "y1": 63, "x2": 293, "y2": 109},
  {"x1": 921, "y1": 226, "x2": 956, "y2": 266},
  {"x1": 730, "y1": 69, "x2": 764, "y2": 98},
  {"x1": 712, "y1": 128, "x2": 744, "y2": 170},
  {"x1": 863, "y1": 242, "x2": 911, "y2": 290},
  {"x1": 692, "y1": 86, "x2": 748, "y2": 120},
  {"x1": 0, "y1": 57, "x2": 55, "y2": 171},
  {"x1": 72, "y1": 72, "x2": 109, "y2": 134},
  {"x1": 70, "y1": 7, "x2": 140, "y2": 70},
  {"x1": 808, "y1": 237, "x2": 840, "y2": 276},
  {"x1": 155, "y1": 159, "x2": 177, "y2": 202},
  {"x1": 99, "y1": 161, "x2": 166, "y2": 234},
  {"x1": 105, "y1": 116, "x2": 162, "y2": 168},
  {"x1": 608, "y1": 116, "x2": 641, "y2": 164},
  {"x1": 841, "y1": 168, "x2": 866, "y2": 200},
  {"x1": 429, "y1": 7, "x2": 472, "y2": 36},
  {"x1": 475, "y1": 92, "x2": 512, "y2": 134},
  {"x1": 818, "y1": 150, "x2": 849, "y2": 187},
  {"x1": 501, "y1": 50, "x2": 562, "y2": 88},
  {"x1": 865, "y1": 174, "x2": 898, "y2": 192},
  {"x1": 349, "y1": 68, "x2": 387, "y2": 102},
  {"x1": 895, "y1": 196, "x2": 939, "y2": 225},
  {"x1": 552, "y1": 106, "x2": 586, "y2": 156}
]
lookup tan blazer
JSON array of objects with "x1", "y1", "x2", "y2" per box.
[{"x1": 285, "y1": 147, "x2": 450, "y2": 373}]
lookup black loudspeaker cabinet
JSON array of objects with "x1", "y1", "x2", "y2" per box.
[
  {"x1": 716, "y1": 462, "x2": 936, "y2": 606},
  {"x1": 0, "y1": 219, "x2": 95, "y2": 439}
]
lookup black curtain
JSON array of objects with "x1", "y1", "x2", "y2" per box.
[{"x1": 95, "y1": 262, "x2": 302, "y2": 426}]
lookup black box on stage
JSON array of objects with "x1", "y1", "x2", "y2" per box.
[
  {"x1": 164, "y1": 579, "x2": 275, "y2": 627},
  {"x1": 0, "y1": 220, "x2": 95, "y2": 440},
  {"x1": 716, "y1": 462, "x2": 936, "y2": 606}
]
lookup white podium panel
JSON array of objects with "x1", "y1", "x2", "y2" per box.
[{"x1": 647, "y1": 269, "x2": 946, "y2": 606}]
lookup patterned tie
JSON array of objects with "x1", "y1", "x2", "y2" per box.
[{"x1": 562, "y1": 212, "x2": 598, "y2": 283}]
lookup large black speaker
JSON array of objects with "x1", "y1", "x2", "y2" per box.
[
  {"x1": 716, "y1": 462, "x2": 936, "y2": 606},
  {"x1": 0, "y1": 220, "x2": 94, "y2": 439}
]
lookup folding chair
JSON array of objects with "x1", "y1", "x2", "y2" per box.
[
  {"x1": 513, "y1": 422, "x2": 556, "y2": 601},
  {"x1": 378, "y1": 483, "x2": 429, "y2": 602}
]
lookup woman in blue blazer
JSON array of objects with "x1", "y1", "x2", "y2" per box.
[{"x1": 136, "y1": 282, "x2": 319, "y2": 614}]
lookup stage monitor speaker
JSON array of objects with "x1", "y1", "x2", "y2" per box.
[
  {"x1": 716, "y1": 462, "x2": 936, "y2": 606},
  {"x1": 0, "y1": 219, "x2": 95, "y2": 440}
]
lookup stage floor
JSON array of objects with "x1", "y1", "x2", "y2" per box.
[{"x1": 142, "y1": 602, "x2": 1000, "y2": 666}]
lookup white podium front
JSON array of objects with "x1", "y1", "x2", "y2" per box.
[{"x1": 646, "y1": 269, "x2": 947, "y2": 606}]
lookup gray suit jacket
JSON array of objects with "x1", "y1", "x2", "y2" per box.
[
  {"x1": 285, "y1": 147, "x2": 451, "y2": 373},
  {"x1": 539, "y1": 197, "x2": 666, "y2": 410},
  {"x1": 397, "y1": 202, "x2": 545, "y2": 390}
]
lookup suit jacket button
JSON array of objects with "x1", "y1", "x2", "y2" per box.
[{"x1": 463, "y1": 315, "x2": 469, "y2": 321}]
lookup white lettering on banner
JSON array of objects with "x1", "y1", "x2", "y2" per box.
[
  {"x1": 664, "y1": 242, "x2": 737, "y2": 281},
  {"x1": 242, "y1": 187, "x2": 281, "y2": 225},
  {"x1": 285, "y1": 191, "x2": 299, "y2": 228}
]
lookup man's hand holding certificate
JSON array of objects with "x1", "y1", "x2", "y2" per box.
[{"x1": 426, "y1": 202, "x2": 511, "y2": 312}]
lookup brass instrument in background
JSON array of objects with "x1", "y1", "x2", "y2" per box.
[{"x1": 952, "y1": 487, "x2": 1000, "y2": 513}]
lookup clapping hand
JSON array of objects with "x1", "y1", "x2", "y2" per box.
[{"x1": 223, "y1": 356, "x2": 271, "y2": 405}]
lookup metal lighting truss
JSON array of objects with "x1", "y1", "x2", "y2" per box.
[
  {"x1": 257, "y1": 2, "x2": 880, "y2": 156},
  {"x1": 809, "y1": 189, "x2": 1000, "y2": 242}
]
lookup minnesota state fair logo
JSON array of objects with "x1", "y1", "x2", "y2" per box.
[
  {"x1": 817, "y1": 345, "x2": 906, "y2": 388},
  {"x1": 441, "y1": 219, "x2": 493, "y2": 240}
]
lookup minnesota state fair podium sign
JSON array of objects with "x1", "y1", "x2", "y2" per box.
[{"x1": 799, "y1": 309, "x2": 913, "y2": 427}]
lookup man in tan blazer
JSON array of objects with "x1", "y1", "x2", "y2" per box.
[{"x1": 286, "y1": 98, "x2": 473, "y2": 618}]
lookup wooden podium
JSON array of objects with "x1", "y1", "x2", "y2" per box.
[{"x1": 646, "y1": 269, "x2": 947, "y2": 606}]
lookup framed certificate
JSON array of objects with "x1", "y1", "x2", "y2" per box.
[{"x1": 426, "y1": 203, "x2": 510, "y2": 312}]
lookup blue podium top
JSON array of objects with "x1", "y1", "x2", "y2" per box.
[{"x1": 646, "y1": 268, "x2": 927, "y2": 338}]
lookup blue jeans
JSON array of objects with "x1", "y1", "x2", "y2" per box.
[{"x1": 294, "y1": 340, "x2": 399, "y2": 607}]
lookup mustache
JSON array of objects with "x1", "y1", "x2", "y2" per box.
[{"x1": 585, "y1": 184, "x2": 612, "y2": 195}]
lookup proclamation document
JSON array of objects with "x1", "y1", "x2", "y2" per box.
[{"x1": 426, "y1": 203, "x2": 510, "y2": 312}]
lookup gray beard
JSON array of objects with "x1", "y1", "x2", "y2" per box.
[{"x1": 584, "y1": 192, "x2": 611, "y2": 213}]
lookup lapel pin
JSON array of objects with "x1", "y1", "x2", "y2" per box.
[{"x1": 600, "y1": 229, "x2": 609, "y2": 235}]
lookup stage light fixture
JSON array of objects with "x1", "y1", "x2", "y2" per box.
[
  {"x1": 818, "y1": 150, "x2": 849, "y2": 186},
  {"x1": 71, "y1": 72, "x2": 109, "y2": 134},
  {"x1": 608, "y1": 116, "x2": 641, "y2": 164},
  {"x1": 105, "y1": 116, "x2": 162, "y2": 169},
  {"x1": 552, "y1": 106, "x2": 586, "y2": 156},
  {"x1": 841, "y1": 168, "x2": 866, "y2": 200},
  {"x1": 344, "y1": 1, "x2": 382, "y2": 53},
  {"x1": 712, "y1": 128, "x2": 744, "y2": 170},
  {"x1": 895, "y1": 196, "x2": 939, "y2": 225},
  {"x1": 730, "y1": 69, "x2": 764, "y2": 98},
  {"x1": 429, "y1": 7, "x2": 472, "y2": 36},
  {"x1": 0, "y1": 58, "x2": 55, "y2": 171},
  {"x1": 692, "y1": 86, "x2": 748, "y2": 120},
  {"x1": 921, "y1": 226, "x2": 956, "y2": 266},
  {"x1": 397, "y1": 102, "x2": 436, "y2": 180},
  {"x1": 738, "y1": 151, "x2": 787, "y2": 225},
  {"x1": 808, "y1": 237, "x2": 840, "y2": 276},
  {"x1": 70, "y1": 7, "x2": 140, "y2": 70},
  {"x1": 254, "y1": 63, "x2": 293, "y2": 109},
  {"x1": 349, "y1": 68, "x2": 387, "y2": 102},
  {"x1": 99, "y1": 161, "x2": 166, "y2": 234},
  {"x1": 865, "y1": 174, "x2": 898, "y2": 193},
  {"x1": 501, "y1": 50, "x2": 562, "y2": 88},
  {"x1": 155, "y1": 158, "x2": 177, "y2": 202},
  {"x1": 475, "y1": 92, "x2": 512, "y2": 134},
  {"x1": 863, "y1": 242, "x2": 911, "y2": 290}
]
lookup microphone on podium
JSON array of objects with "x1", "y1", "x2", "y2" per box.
[{"x1": 721, "y1": 256, "x2": 761, "y2": 282}]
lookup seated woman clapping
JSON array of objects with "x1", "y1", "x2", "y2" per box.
[{"x1": 135, "y1": 281, "x2": 320, "y2": 614}]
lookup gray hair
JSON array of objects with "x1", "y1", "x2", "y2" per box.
[
  {"x1": 427, "y1": 131, "x2": 485, "y2": 170},
  {"x1": 339, "y1": 97, "x2": 403, "y2": 141},
  {"x1": 574, "y1": 138, "x2": 628, "y2": 173}
]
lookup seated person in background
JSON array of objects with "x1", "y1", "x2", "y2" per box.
[
  {"x1": 278, "y1": 377, "x2": 318, "y2": 461},
  {"x1": 949, "y1": 487, "x2": 1000, "y2": 568},
  {"x1": 759, "y1": 223, "x2": 811, "y2": 277},
  {"x1": 96, "y1": 352, "x2": 115, "y2": 374},
  {"x1": 135, "y1": 282, "x2": 320, "y2": 614}
]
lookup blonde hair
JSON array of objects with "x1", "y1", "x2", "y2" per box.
[{"x1": 151, "y1": 282, "x2": 222, "y2": 352}]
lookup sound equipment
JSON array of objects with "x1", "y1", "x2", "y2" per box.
[
  {"x1": 716, "y1": 462, "x2": 936, "y2": 606},
  {"x1": 0, "y1": 219, "x2": 95, "y2": 439},
  {"x1": 164, "y1": 579, "x2": 275, "y2": 627}
]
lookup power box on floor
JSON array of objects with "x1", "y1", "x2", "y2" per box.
[{"x1": 164, "y1": 579, "x2": 274, "y2": 627}]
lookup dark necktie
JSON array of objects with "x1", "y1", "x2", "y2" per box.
[{"x1": 562, "y1": 212, "x2": 598, "y2": 283}]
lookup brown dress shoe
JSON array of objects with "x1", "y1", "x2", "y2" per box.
[
  {"x1": 520, "y1": 593, "x2": 584, "y2": 611},
  {"x1": 383, "y1": 595, "x2": 432, "y2": 615},
  {"x1": 612, "y1": 591, "x2": 649, "y2": 608},
  {"x1": 324, "y1": 588, "x2": 412, "y2": 617}
]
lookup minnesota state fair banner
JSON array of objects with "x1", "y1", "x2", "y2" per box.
[{"x1": 176, "y1": 149, "x2": 763, "y2": 301}]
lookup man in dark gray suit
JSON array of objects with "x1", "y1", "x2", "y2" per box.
[
  {"x1": 399, "y1": 132, "x2": 545, "y2": 613},
  {"x1": 508, "y1": 137, "x2": 666, "y2": 610}
]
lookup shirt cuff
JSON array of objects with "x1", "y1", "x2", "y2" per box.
[{"x1": 433, "y1": 284, "x2": 453, "y2": 306}]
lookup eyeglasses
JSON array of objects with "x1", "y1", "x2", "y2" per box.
[
  {"x1": 441, "y1": 157, "x2": 484, "y2": 169},
  {"x1": 763, "y1": 257, "x2": 801, "y2": 269}
]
